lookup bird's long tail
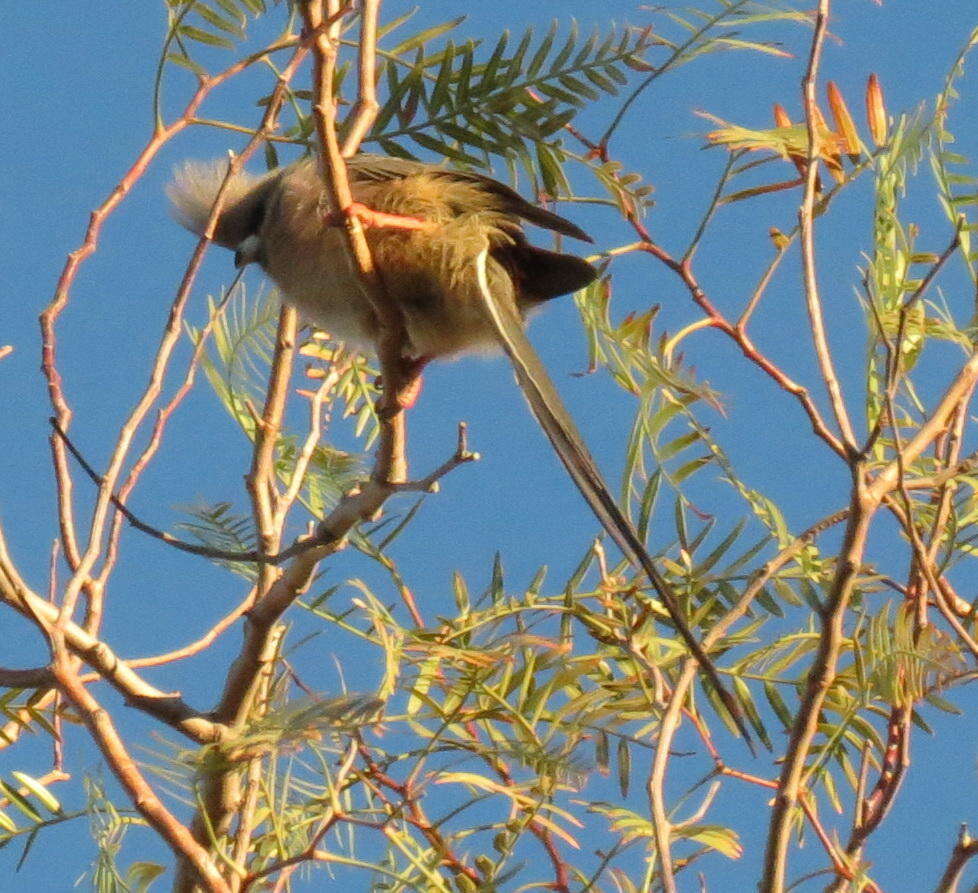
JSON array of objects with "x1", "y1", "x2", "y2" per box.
[{"x1": 473, "y1": 248, "x2": 753, "y2": 749}]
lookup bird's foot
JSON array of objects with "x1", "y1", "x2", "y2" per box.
[
  {"x1": 376, "y1": 356, "x2": 430, "y2": 412},
  {"x1": 324, "y1": 202, "x2": 436, "y2": 233},
  {"x1": 398, "y1": 374, "x2": 425, "y2": 410}
]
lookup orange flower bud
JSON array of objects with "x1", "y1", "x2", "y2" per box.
[
  {"x1": 866, "y1": 74, "x2": 888, "y2": 146},
  {"x1": 827, "y1": 81, "x2": 861, "y2": 159},
  {"x1": 773, "y1": 103, "x2": 792, "y2": 128}
]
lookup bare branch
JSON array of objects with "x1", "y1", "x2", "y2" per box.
[
  {"x1": 49, "y1": 631, "x2": 229, "y2": 892},
  {"x1": 39, "y1": 34, "x2": 303, "y2": 576},
  {"x1": 0, "y1": 545, "x2": 225, "y2": 744},
  {"x1": 761, "y1": 486, "x2": 877, "y2": 893},
  {"x1": 797, "y1": 0, "x2": 857, "y2": 455},
  {"x1": 51, "y1": 416, "x2": 475, "y2": 566},
  {"x1": 340, "y1": 0, "x2": 381, "y2": 156}
]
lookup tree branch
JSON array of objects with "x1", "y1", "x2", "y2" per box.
[
  {"x1": 935, "y1": 826, "x2": 978, "y2": 893},
  {"x1": 49, "y1": 631, "x2": 229, "y2": 892},
  {"x1": 797, "y1": 0, "x2": 857, "y2": 454},
  {"x1": 0, "y1": 533, "x2": 225, "y2": 744},
  {"x1": 761, "y1": 474, "x2": 876, "y2": 893}
]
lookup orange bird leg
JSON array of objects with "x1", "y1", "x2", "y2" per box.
[
  {"x1": 323, "y1": 202, "x2": 436, "y2": 409},
  {"x1": 324, "y1": 201, "x2": 437, "y2": 232}
]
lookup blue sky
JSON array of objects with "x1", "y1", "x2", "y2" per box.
[{"x1": 3, "y1": 1, "x2": 978, "y2": 890}]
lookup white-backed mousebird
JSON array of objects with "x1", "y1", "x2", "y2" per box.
[{"x1": 167, "y1": 154, "x2": 750, "y2": 744}]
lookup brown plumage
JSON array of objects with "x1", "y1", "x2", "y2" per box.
[{"x1": 167, "y1": 155, "x2": 596, "y2": 358}]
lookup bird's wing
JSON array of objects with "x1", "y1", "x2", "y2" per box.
[
  {"x1": 459, "y1": 173, "x2": 593, "y2": 242},
  {"x1": 346, "y1": 154, "x2": 592, "y2": 242},
  {"x1": 473, "y1": 248, "x2": 753, "y2": 748},
  {"x1": 345, "y1": 153, "x2": 432, "y2": 181}
]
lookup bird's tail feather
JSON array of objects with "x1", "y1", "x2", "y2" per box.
[
  {"x1": 507, "y1": 242, "x2": 598, "y2": 303},
  {"x1": 473, "y1": 248, "x2": 753, "y2": 749},
  {"x1": 166, "y1": 160, "x2": 276, "y2": 250}
]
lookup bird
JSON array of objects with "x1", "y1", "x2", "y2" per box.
[
  {"x1": 167, "y1": 154, "x2": 598, "y2": 363},
  {"x1": 167, "y1": 154, "x2": 750, "y2": 745}
]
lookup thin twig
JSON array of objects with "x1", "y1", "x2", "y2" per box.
[
  {"x1": 340, "y1": 0, "x2": 381, "y2": 156},
  {"x1": 39, "y1": 34, "x2": 302, "y2": 576},
  {"x1": 273, "y1": 364, "x2": 343, "y2": 527},
  {"x1": 838, "y1": 703, "x2": 912, "y2": 863},
  {"x1": 54, "y1": 43, "x2": 310, "y2": 631},
  {"x1": 51, "y1": 416, "x2": 475, "y2": 566},
  {"x1": 93, "y1": 266, "x2": 246, "y2": 620},
  {"x1": 796, "y1": 0, "x2": 857, "y2": 454},
  {"x1": 737, "y1": 237, "x2": 792, "y2": 330},
  {"x1": 648, "y1": 507, "x2": 850, "y2": 893},
  {"x1": 638, "y1": 238, "x2": 848, "y2": 460}
]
